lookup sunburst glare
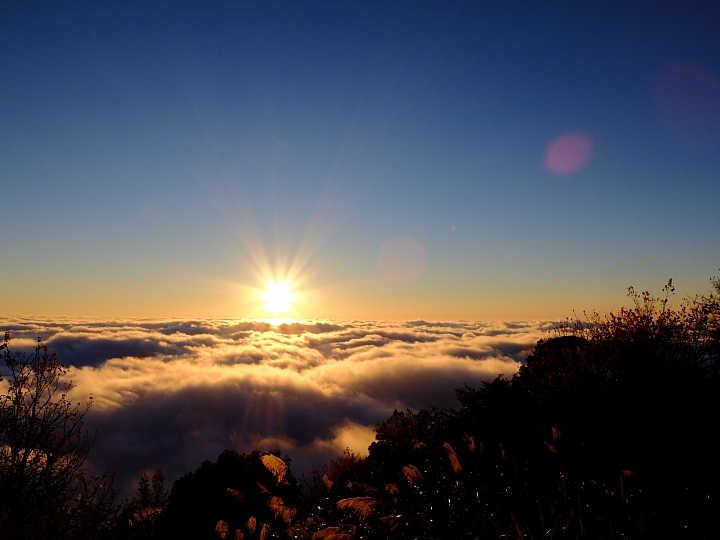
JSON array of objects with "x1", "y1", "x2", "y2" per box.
[{"x1": 261, "y1": 282, "x2": 297, "y2": 316}]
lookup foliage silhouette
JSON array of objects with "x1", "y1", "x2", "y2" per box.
[
  {"x1": 160, "y1": 449, "x2": 303, "y2": 540},
  {"x1": 297, "y1": 278, "x2": 720, "y2": 539},
  {"x1": 111, "y1": 468, "x2": 169, "y2": 539},
  {"x1": 0, "y1": 333, "x2": 116, "y2": 540}
]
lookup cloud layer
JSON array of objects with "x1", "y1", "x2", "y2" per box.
[{"x1": 0, "y1": 317, "x2": 555, "y2": 493}]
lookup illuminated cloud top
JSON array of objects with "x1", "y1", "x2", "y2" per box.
[{"x1": 0, "y1": 316, "x2": 554, "y2": 492}]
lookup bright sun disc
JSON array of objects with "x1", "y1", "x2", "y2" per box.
[{"x1": 261, "y1": 282, "x2": 296, "y2": 316}]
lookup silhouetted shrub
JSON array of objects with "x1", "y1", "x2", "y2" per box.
[
  {"x1": 306, "y1": 278, "x2": 720, "y2": 539},
  {"x1": 161, "y1": 450, "x2": 301, "y2": 540},
  {"x1": 0, "y1": 333, "x2": 116, "y2": 540}
]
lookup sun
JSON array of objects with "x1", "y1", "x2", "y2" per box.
[{"x1": 261, "y1": 282, "x2": 297, "y2": 316}]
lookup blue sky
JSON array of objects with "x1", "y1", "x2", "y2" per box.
[{"x1": 2, "y1": 1, "x2": 719, "y2": 319}]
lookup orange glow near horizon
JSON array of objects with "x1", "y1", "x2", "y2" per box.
[{"x1": 261, "y1": 282, "x2": 297, "y2": 316}]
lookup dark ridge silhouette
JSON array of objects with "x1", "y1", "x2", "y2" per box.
[{"x1": 3, "y1": 277, "x2": 719, "y2": 539}]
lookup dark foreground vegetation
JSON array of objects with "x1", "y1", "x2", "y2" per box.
[{"x1": 2, "y1": 278, "x2": 719, "y2": 539}]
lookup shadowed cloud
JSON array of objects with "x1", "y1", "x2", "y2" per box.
[{"x1": 0, "y1": 317, "x2": 555, "y2": 494}]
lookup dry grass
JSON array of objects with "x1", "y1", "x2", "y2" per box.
[
  {"x1": 312, "y1": 525, "x2": 356, "y2": 539},
  {"x1": 379, "y1": 515, "x2": 403, "y2": 530},
  {"x1": 322, "y1": 474, "x2": 334, "y2": 490},
  {"x1": 261, "y1": 454, "x2": 288, "y2": 482},
  {"x1": 247, "y1": 516, "x2": 257, "y2": 535},
  {"x1": 267, "y1": 495, "x2": 284, "y2": 512},
  {"x1": 129, "y1": 507, "x2": 163, "y2": 528},
  {"x1": 267, "y1": 495, "x2": 297, "y2": 525},
  {"x1": 226, "y1": 487, "x2": 244, "y2": 503},
  {"x1": 466, "y1": 434, "x2": 477, "y2": 454},
  {"x1": 443, "y1": 442, "x2": 463, "y2": 476},
  {"x1": 215, "y1": 519, "x2": 229, "y2": 539},
  {"x1": 384, "y1": 483, "x2": 400, "y2": 495},
  {"x1": 336, "y1": 497, "x2": 378, "y2": 520},
  {"x1": 413, "y1": 441, "x2": 427, "y2": 452},
  {"x1": 286, "y1": 521, "x2": 311, "y2": 539},
  {"x1": 347, "y1": 481, "x2": 378, "y2": 494},
  {"x1": 402, "y1": 464, "x2": 423, "y2": 485}
]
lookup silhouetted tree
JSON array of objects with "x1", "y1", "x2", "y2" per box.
[
  {"x1": 112, "y1": 468, "x2": 169, "y2": 539},
  {"x1": 137, "y1": 473, "x2": 153, "y2": 508},
  {"x1": 0, "y1": 333, "x2": 116, "y2": 540},
  {"x1": 150, "y1": 468, "x2": 169, "y2": 509}
]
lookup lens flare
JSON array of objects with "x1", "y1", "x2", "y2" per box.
[
  {"x1": 545, "y1": 133, "x2": 593, "y2": 175},
  {"x1": 378, "y1": 235, "x2": 426, "y2": 282},
  {"x1": 261, "y1": 282, "x2": 297, "y2": 316}
]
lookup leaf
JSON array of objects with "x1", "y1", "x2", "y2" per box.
[{"x1": 347, "y1": 481, "x2": 378, "y2": 494}]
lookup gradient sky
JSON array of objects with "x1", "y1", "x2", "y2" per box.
[{"x1": 2, "y1": 1, "x2": 719, "y2": 320}]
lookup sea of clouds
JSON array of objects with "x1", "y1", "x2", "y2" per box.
[{"x1": 0, "y1": 317, "x2": 557, "y2": 494}]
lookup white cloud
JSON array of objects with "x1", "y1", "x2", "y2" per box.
[{"x1": 0, "y1": 317, "x2": 555, "y2": 494}]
